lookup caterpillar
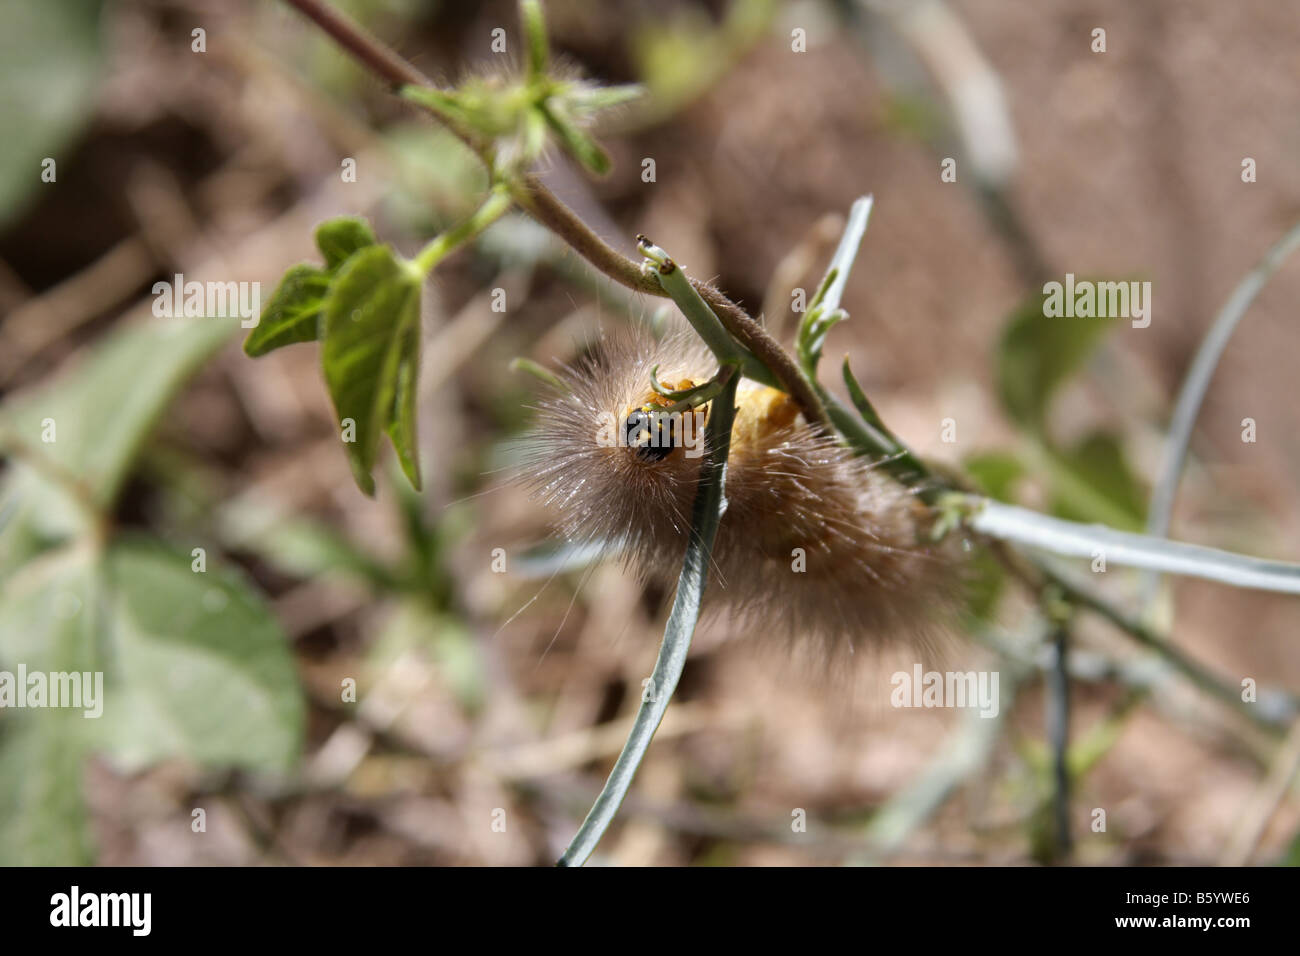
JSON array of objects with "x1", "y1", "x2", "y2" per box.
[{"x1": 520, "y1": 325, "x2": 960, "y2": 655}]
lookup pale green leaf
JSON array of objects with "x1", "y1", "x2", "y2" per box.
[
  {"x1": 0, "y1": 713, "x2": 93, "y2": 865},
  {"x1": 94, "y1": 540, "x2": 304, "y2": 773},
  {"x1": 0, "y1": 545, "x2": 100, "y2": 865},
  {"x1": 996, "y1": 293, "x2": 1120, "y2": 432},
  {"x1": 0, "y1": 318, "x2": 236, "y2": 573},
  {"x1": 0, "y1": 0, "x2": 102, "y2": 225}
]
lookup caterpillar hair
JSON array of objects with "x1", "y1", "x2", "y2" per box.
[{"x1": 519, "y1": 325, "x2": 961, "y2": 656}]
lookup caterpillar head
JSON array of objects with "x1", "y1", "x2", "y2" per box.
[{"x1": 521, "y1": 330, "x2": 719, "y2": 567}]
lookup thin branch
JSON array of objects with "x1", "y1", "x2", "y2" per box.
[
  {"x1": 1038, "y1": 560, "x2": 1297, "y2": 730},
  {"x1": 283, "y1": 0, "x2": 430, "y2": 89},
  {"x1": 697, "y1": 280, "x2": 830, "y2": 429},
  {"x1": 968, "y1": 496, "x2": 1300, "y2": 596},
  {"x1": 1142, "y1": 216, "x2": 1300, "y2": 602},
  {"x1": 508, "y1": 175, "x2": 658, "y2": 295},
  {"x1": 557, "y1": 366, "x2": 740, "y2": 866},
  {"x1": 514, "y1": 177, "x2": 830, "y2": 428},
  {"x1": 637, "y1": 236, "x2": 773, "y2": 383},
  {"x1": 1045, "y1": 614, "x2": 1073, "y2": 860}
]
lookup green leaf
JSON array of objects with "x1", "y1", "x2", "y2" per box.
[
  {"x1": 0, "y1": 536, "x2": 301, "y2": 863},
  {"x1": 538, "y1": 99, "x2": 610, "y2": 175},
  {"x1": 0, "y1": 545, "x2": 100, "y2": 865},
  {"x1": 568, "y1": 84, "x2": 644, "y2": 114},
  {"x1": 796, "y1": 307, "x2": 846, "y2": 376},
  {"x1": 996, "y1": 294, "x2": 1119, "y2": 432},
  {"x1": 841, "y1": 357, "x2": 890, "y2": 436},
  {"x1": 0, "y1": 713, "x2": 93, "y2": 865},
  {"x1": 0, "y1": 318, "x2": 236, "y2": 572},
  {"x1": 386, "y1": 320, "x2": 422, "y2": 491},
  {"x1": 241, "y1": 264, "x2": 329, "y2": 357},
  {"x1": 0, "y1": 318, "x2": 236, "y2": 510},
  {"x1": 0, "y1": 542, "x2": 100, "y2": 671},
  {"x1": 797, "y1": 196, "x2": 873, "y2": 375},
  {"x1": 0, "y1": 0, "x2": 102, "y2": 226},
  {"x1": 94, "y1": 540, "x2": 304, "y2": 772},
  {"x1": 400, "y1": 85, "x2": 483, "y2": 141},
  {"x1": 315, "y1": 216, "x2": 378, "y2": 270},
  {"x1": 320, "y1": 245, "x2": 422, "y2": 496},
  {"x1": 1046, "y1": 431, "x2": 1147, "y2": 532},
  {"x1": 963, "y1": 450, "x2": 1027, "y2": 503}
]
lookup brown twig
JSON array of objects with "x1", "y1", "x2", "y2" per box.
[{"x1": 283, "y1": 0, "x2": 429, "y2": 89}]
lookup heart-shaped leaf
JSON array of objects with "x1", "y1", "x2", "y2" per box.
[{"x1": 95, "y1": 540, "x2": 304, "y2": 772}]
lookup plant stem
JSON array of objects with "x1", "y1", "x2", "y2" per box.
[
  {"x1": 638, "y1": 237, "x2": 774, "y2": 384},
  {"x1": 1045, "y1": 614, "x2": 1073, "y2": 860},
  {"x1": 1040, "y1": 560, "x2": 1296, "y2": 729},
  {"x1": 412, "y1": 188, "x2": 513, "y2": 276},
  {"x1": 512, "y1": 177, "x2": 830, "y2": 426},
  {"x1": 1141, "y1": 216, "x2": 1300, "y2": 604},
  {"x1": 967, "y1": 496, "x2": 1300, "y2": 595},
  {"x1": 557, "y1": 365, "x2": 740, "y2": 866},
  {"x1": 519, "y1": 0, "x2": 549, "y2": 82},
  {"x1": 283, "y1": 0, "x2": 429, "y2": 89}
]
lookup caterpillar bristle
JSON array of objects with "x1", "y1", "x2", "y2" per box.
[{"x1": 518, "y1": 327, "x2": 960, "y2": 656}]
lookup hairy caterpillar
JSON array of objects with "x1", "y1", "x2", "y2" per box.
[{"x1": 521, "y1": 326, "x2": 959, "y2": 654}]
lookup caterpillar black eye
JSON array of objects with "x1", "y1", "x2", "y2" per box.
[{"x1": 623, "y1": 408, "x2": 675, "y2": 462}]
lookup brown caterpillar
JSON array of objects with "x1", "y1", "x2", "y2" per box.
[{"x1": 521, "y1": 326, "x2": 959, "y2": 654}]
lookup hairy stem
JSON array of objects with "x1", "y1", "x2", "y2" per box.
[{"x1": 283, "y1": 0, "x2": 430, "y2": 89}]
